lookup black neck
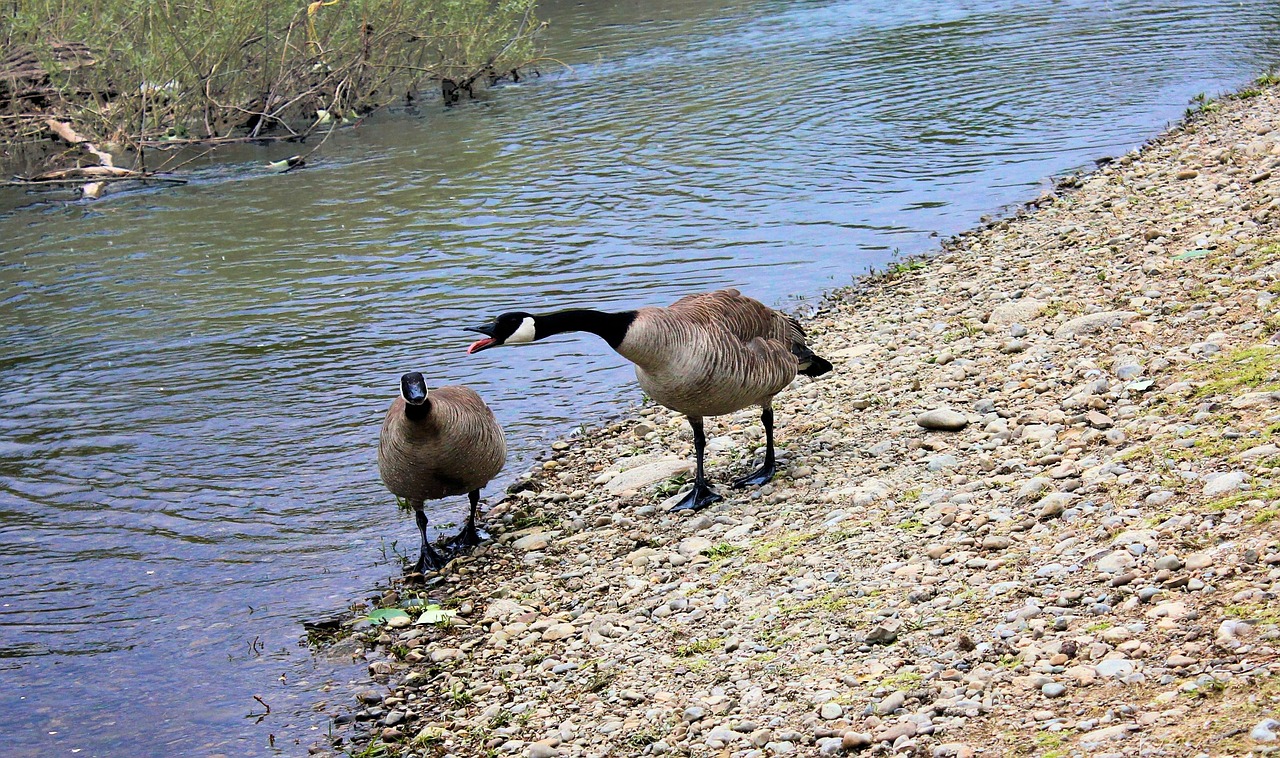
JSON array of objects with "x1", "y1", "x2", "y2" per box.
[
  {"x1": 537, "y1": 309, "x2": 637, "y2": 349},
  {"x1": 404, "y1": 398, "x2": 432, "y2": 420}
]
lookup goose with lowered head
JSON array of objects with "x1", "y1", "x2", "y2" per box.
[
  {"x1": 378, "y1": 372, "x2": 506, "y2": 572},
  {"x1": 466, "y1": 289, "x2": 831, "y2": 512}
]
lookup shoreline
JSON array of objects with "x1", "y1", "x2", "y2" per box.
[{"x1": 321, "y1": 76, "x2": 1280, "y2": 757}]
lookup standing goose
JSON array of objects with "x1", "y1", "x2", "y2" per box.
[
  {"x1": 466, "y1": 289, "x2": 832, "y2": 512},
  {"x1": 378, "y1": 372, "x2": 506, "y2": 572}
]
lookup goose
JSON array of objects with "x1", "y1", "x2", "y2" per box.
[
  {"x1": 378, "y1": 371, "x2": 506, "y2": 572},
  {"x1": 466, "y1": 289, "x2": 831, "y2": 512}
]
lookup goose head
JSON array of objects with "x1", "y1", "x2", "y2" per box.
[
  {"x1": 400, "y1": 371, "x2": 429, "y2": 405},
  {"x1": 466, "y1": 312, "x2": 537, "y2": 353}
]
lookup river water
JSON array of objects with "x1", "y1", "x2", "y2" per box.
[{"x1": 1, "y1": 0, "x2": 1277, "y2": 755}]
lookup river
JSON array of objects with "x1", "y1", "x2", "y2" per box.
[{"x1": 1, "y1": 0, "x2": 1277, "y2": 755}]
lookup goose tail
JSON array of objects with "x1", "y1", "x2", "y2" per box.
[
  {"x1": 800, "y1": 354, "x2": 833, "y2": 377},
  {"x1": 794, "y1": 344, "x2": 833, "y2": 377}
]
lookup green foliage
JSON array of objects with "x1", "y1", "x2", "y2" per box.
[
  {"x1": 676, "y1": 637, "x2": 724, "y2": 657},
  {"x1": 360, "y1": 607, "x2": 410, "y2": 625},
  {"x1": 704, "y1": 542, "x2": 743, "y2": 559},
  {"x1": 1193, "y1": 345, "x2": 1280, "y2": 398},
  {"x1": 2, "y1": 0, "x2": 542, "y2": 142},
  {"x1": 886, "y1": 259, "x2": 926, "y2": 275}
]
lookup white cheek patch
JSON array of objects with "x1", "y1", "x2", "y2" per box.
[{"x1": 506, "y1": 317, "x2": 537, "y2": 345}]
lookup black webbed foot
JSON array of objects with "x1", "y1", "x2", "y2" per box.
[
  {"x1": 411, "y1": 541, "x2": 447, "y2": 574},
  {"x1": 732, "y1": 460, "x2": 776, "y2": 489},
  {"x1": 668, "y1": 481, "x2": 724, "y2": 512},
  {"x1": 445, "y1": 523, "x2": 488, "y2": 551}
]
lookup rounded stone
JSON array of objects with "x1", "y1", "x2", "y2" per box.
[{"x1": 916, "y1": 408, "x2": 969, "y2": 431}]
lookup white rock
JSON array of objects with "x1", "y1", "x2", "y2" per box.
[
  {"x1": 1203, "y1": 471, "x2": 1248, "y2": 498},
  {"x1": 1231, "y1": 391, "x2": 1280, "y2": 409},
  {"x1": 917, "y1": 408, "x2": 969, "y2": 431},
  {"x1": 1094, "y1": 658, "x2": 1135, "y2": 678},
  {"x1": 605, "y1": 459, "x2": 694, "y2": 493},
  {"x1": 1096, "y1": 550, "x2": 1136, "y2": 573},
  {"x1": 1054, "y1": 311, "x2": 1139, "y2": 338},
  {"x1": 1252, "y1": 719, "x2": 1280, "y2": 742},
  {"x1": 677, "y1": 536, "x2": 714, "y2": 557},
  {"x1": 512, "y1": 531, "x2": 553, "y2": 551},
  {"x1": 989, "y1": 299, "x2": 1047, "y2": 325}
]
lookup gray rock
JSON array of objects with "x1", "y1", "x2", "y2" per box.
[
  {"x1": 1054, "y1": 311, "x2": 1139, "y2": 338},
  {"x1": 1251, "y1": 719, "x2": 1280, "y2": 742},
  {"x1": 1231, "y1": 391, "x2": 1280, "y2": 409},
  {"x1": 511, "y1": 532, "x2": 552, "y2": 551},
  {"x1": 605, "y1": 459, "x2": 694, "y2": 493},
  {"x1": 877, "y1": 690, "x2": 906, "y2": 714},
  {"x1": 820, "y1": 702, "x2": 843, "y2": 720},
  {"x1": 873, "y1": 721, "x2": 918, "y2": 742},
  {"x1": 541, "y1": 623, "x2": 576, "y2": 641},
  {"x1": 705, "y1": 727, "x2": 742, "y2": 744},
  {"x1": 917, "y1": 408, "x2": 969, "y2": 431},
  {"x1": 1095, "y1": 659, "x2": 1135, "y2": 678},
  {"x1": 1079, "y1": 724, "x2": 1138, "y2": 743},
  {"x1": 677, "y1": 536, "x2": 714, "y2": 557},
  {"x1": 1096, "y1": 550, "x2": 1136, "y2": 573},
  {"x1": 1154, "y1": 555, "x2": 1183, "y2": 571},
  {"x1": 928, "y1": 453, "x2": 960, "y2": 471},
  {"x1": 989, "y1": 299, "x2": 1047, "y2": 325},
  {"x1": 1203, "y1": 471, "x2": 1248, "y2": 498},
  {"x1": 1036, "y1": 492, "x2": 1074, "y2": 519},
  {"x1": 526, "y1": 742, "x2": 562, "y2": 758},
  {"x1": 1041, "y1": 682, "x2": 1067, "y2": 697},
  {"x1": 1241, "y1": 443, "x2": 1280, "y2": 460},
  {"x1": 866, "y1": 619, "x2": 902, "y2": 645},
  {"x1": 355, "y1": 689, "x2": 383, "y2": 704}
]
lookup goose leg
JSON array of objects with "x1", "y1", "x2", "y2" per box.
[
  {"x1": 733, "y1": 405, "x2": 776, "y2": 488},
  {"x1": 412, "y1": 503, "x2": 446, "y2": 573},
  {"x1": 669, "y1": 416, "x2": 724, "y2": 512},
  {"x1": 447, "y1": 490, "x2": 485, "y2": 548}
]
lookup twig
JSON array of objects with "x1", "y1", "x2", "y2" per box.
[{"x1": 6, "y1": 175, "x2": 188, "y2": 187}]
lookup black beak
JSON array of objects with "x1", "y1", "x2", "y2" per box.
[
  {"x1": 466, "y1": 323, "x2": 496, "y2": 337},
  {"x1": 400, "y1": 372, "x2": 428, "y2": 405}
]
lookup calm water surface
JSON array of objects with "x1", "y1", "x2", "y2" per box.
[{"x1": 2, "y1": 0, "x2": 1278, "y2": 754}]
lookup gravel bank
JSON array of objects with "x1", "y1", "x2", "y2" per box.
[{"x1": 323, "y1": 80, "x2": 1280, "y2": 757}]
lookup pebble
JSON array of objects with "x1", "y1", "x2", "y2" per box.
[
  {"x1": 1095, "y1": 659, "x2": 1135, "y2": 678},
  {"x1": 1054, "y1": 311, "x2": 1138, "y2": 338},
  {"x1": 1252, "y1": 719, "x2": 1280, "y2": 742},
  {"x1": 917, "y1": 408, "x2": 969, "y2": 431},
  {"x1": 1203, "y1": 471, "x2": 1247, "y2": 497}
]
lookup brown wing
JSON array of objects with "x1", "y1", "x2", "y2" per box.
[{"x1": 666, "y1": 289, "x2": 808, "y2": 353}]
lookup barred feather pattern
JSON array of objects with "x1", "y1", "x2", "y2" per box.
[
  {"x1": 616, "y1": 289, "x2": 815, "y2": 418},
  {"x1": 378, "y1": 386, "x2": 506, "y2": 503}
]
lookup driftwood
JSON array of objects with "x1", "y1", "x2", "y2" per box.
[{"x1": 39, "y1": 118, "x2": 139, "y2": 198}]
